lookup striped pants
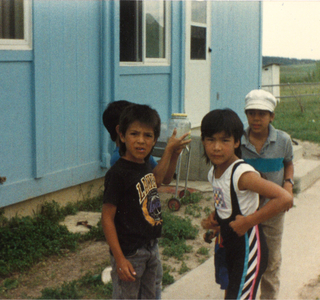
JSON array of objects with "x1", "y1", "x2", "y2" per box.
[{"x1": 225, "y1": 224, "x2": 268, "y2": 300}]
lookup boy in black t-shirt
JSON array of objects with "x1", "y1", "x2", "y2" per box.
[{"x1": 102, "y1": 104, "x2": 172, "y2": 299}]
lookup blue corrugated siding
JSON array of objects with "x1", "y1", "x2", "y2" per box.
[
  {"x1": 0, "y1": 0, "x2": 105, "y2": 207},
  {"x1": 0, "y1": 0, "x2": 261, "y2": 208},
  {"x1": 210, "y1": 1, "x2": 262, "y2": 124}
]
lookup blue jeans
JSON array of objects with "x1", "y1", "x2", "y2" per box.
[{"x1": 110, "y1": 240, "x2": 162, "y2": 299}]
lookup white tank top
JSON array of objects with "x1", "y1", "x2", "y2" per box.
[{"x1": 208, "y1": 159, "x2": 260, "y2": 219}]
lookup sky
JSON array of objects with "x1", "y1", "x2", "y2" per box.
[{"x1": 262, "y1": 1, "x2": 320, "y2": 60}]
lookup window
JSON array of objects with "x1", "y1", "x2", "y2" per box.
[
  {"x1": 120, "y1": 0, "x2": 170, "y2": 64},
  {"x1": 0, "y1": 0, "x2": 32, "y2": 50},
  {"x1": 190, "y1": 1, "x2": 207, "y2": 60}
]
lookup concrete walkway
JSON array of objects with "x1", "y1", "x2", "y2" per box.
[{"x1": 162, "y1": 178, "x2": 320, "y2": 299}]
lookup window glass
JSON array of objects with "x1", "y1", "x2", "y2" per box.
[
  {"x1": 120, "y1": 0, "x2": 169, "y2": 64},
  {"x1": 191, "y1": 26, "x2": 206, "y2": 60},
  {"x1": 191, "y1": 1, "x2": 206, "y2": 24},
  {"x1": 0, "y1": 0, "x2": 32, "y2": 50},
  {"x1": 0, "y1": 0, "x2": 24, "y2": 39},
  {"x1": 145, "y1": 0, "x2": 165, "y2": 58},
  {"x1": 120, "y1": 0, "x2": 142, "y2": 62}
]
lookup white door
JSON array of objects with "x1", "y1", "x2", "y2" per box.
[{"x1": 185, "y1": 0, "x2": 211, "y2": 128}]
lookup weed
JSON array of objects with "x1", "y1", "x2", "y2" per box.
[
  {"x1": 160, "y1": 238, "x2": 193, "y2": 260},
  {"x1": 179, "y1": 262, "x2": 190, "y2": 275},
  {"x1": 0, "y1": 197, "x2": 104, "y2": 278},
  {"x1": 197, "y1": 247, "x2": 209, "y2": 256},
  {"x1": 161, "y1": 211, "x2": 198, "y2": 240},
  {"x1": 203, "y1": 206, "x2": 211, "y2": 216},
  {"x1": 162, "y1": 270, "x2": 175, "y2": 286},
  {"x1": 38, "y1": 280, "x2": 82, "y2": 299},
  {"x1": 185, "y1": 204, "x2": 202, "y2": 218},
  {"x1": 180, "y1": 192, "x2": 203, "y2": 205},
  {"x1": 198, "y1": 258, "x2": 207, "y2": 264},
  {"x1": 38, "y1": 270, "x2": 113, "y2": 299}
]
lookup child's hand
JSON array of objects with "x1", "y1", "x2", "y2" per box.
[
  {"x1": 116, "y1": 259, "x2": 137, "y2": 282},
  {"x1": 167, "y1": 128, "x2": 191, "y2": 155},
  {"x1": 229, "y1": 215, "x2": 250, "y2": 237}
]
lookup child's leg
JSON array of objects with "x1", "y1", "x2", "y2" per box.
[
  {"x1": 139, "y1": 240, "x2": 161, "y2": 299},
  {"x1": 110, "y1": 242, "x2": 158, "y2": 299},
  {"x1": 260, "y1": 212, "x2": 285, "y2": 300},
  {"x1": 155, "y1": 248, "x2": 163, "y2": 299},
  {"x1": 226, "y1": 225, "x2": 268, "y2": 300}
]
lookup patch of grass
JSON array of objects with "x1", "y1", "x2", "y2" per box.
[
  {"x1": 179, "y1": 262, "x2": 190, "y2": 275},
  {"x1": 180, "y1": 192, "x2": 203, "y2": 205},
  {"x1": 196, "y1": 246, "x2": 209, "y2": 256},
  {"x1": 38, "y1": 271, "x2": 113, "y2": 299},
  {"x1": 0, "y1": 213, "x2": 80, "y2": 277},
  {"x1": 161, "y1": 211, "x2": 198, "y2": 241},
  {"x1": 160, "y1": 238, "x2": 193, "y2": 260},
  {"x1": 203, "y1": 206, "x2": 211, "y2": 217},
  {"x1": 162, "y1": 264, "x2": 175, "y2": 286},
  {"x1": 185, "y1": 204, "x2": 202, "y2": 218},
  {"x1": 0, "y1": 197, "x2": 104, "y2": 278},
  {"x1": 273, "y1": 97, "x2": 320, "y2": 143},
  {"x1": 272, "y1": 63, "x2": 320, "y2": 144}
]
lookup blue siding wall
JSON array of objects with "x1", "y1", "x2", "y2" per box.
[
  {"x1": 210, "y1": 1, "x2": 262, "y2": 124},
  {"x1": 0, "y1": 1, "x2": 105, "y2": 207},
  {"x1": 0, "y1": 1, "x2": 261, "y2": 208}
]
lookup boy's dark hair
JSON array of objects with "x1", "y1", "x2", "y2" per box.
[
  {"x1": 201, "y1": 108, "x2": 243, "y2": 163},
  {"x1": 102, "y1": 100, "x2": 132, "y2": 141},
  {"x1": 118, "y1": 104, "x2": 161, "y2": 158}
]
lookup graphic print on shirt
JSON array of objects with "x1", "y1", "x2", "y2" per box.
[
  {"x1": 136, "y1": 173, "x2": 162, "y2": 226},
  {"x1": 213, "y1": 187, "x2": 228, "y2": 209}
]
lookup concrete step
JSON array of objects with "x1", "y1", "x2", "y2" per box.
[
  {"x1": 292, "y1": 143, "x2": 303, "y2": 162},
  {"x1": 293, "y1": 158, "x2": 320, "y2": 193}
]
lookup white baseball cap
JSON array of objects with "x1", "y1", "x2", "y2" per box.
[{"x1": 244, "y1": 89, "x2": 279, "y2": 113}]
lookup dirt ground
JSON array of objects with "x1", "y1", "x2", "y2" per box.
[{"x1": 1, "y1": 139, "x2": 320, "y2": 299}]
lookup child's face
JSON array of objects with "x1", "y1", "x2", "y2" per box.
[
  {"x1": 119, "y1": 121, "x2": 157, "y2": 164},
  {"x1": 202, "y1": 131, "x2": 240, "y2": 169},
  {"x1": 245, "y1": 109, "x2": 274, "y2": 135}
]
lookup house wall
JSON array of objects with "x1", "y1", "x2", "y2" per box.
[
  {"x1": 0, "y1": 1, "x2": 262, "y2": 213},
  {"x1": 0, "y1": 1, "x2": 185, "y2": 210},
  {"x1": 210, "y1": 1, "x2": 262, "y2": 125}
]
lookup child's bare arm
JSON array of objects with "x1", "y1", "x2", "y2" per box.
[
  {"x1": 283, "y1": 160, "x2": 294, "y2": 195},
  {"x1": 153, "y1": 129, "x2": 191, "y2": 186},
  {"x1": 229, "y1": 171, "x2": 293, "y2": 236},
  {"x1": 101, "y1": 203, "x2": 136, "y2": 282}
]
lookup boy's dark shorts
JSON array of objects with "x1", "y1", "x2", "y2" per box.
[{"x1": 214, "y1": 243, "x2": 229, "y2": 290}]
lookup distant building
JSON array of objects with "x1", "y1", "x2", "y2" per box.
[{"x1": 262, "y1": 63, "x2": 280, "y2": 98}]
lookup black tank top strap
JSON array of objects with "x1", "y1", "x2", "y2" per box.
[{"x1": 216, "y1": 161, "x2": 246, "y2": 244}]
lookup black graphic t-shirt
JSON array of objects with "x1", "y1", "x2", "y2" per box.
[{"x1": 103, "y1": 158, "x2": 162, "y2": 256}]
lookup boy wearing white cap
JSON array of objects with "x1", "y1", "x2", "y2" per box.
[{"x1": 241, "y1": 89, "x2": 294, "y2": 299}]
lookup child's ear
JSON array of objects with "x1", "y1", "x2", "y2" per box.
[
  {"x1": 116, "y1": 125, "x2": 120, "y2": 135},
  {"x1": 234, "y1": 139, "x2": 240, "y2": 149},
  {"x1": 270, "y1": 113, "x2": 275, "y2": 123}
]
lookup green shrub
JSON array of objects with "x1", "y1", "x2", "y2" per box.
[
  {"x1": 162, "y1": 270, "x2": 175, "y2": 286},
  {"x1": 180, "y1": 192, "x2": 203, "y2": 205},
  {"x1": 185, "y1": 204, "x2": 202, "y2": 218},
  {"x1": 38, "y1": 280, "x2": 82, "y2": 299},
  {"x1": 197, "y1": 246, "x2": 209, "y2": 256},
  {"x1": 161, "y1": 211, "x2": 198, "y2": 241},
  {"x1": 179, "y1": 262, "x2": 190, "y2": 275}
]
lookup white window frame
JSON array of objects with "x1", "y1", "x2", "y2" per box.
[
  {"x1": 0, "y1": 0, "x2": 32, "y2": 50},
  {"x1": 120, "y1": 0, "x2": 171, "y2": 66}
]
